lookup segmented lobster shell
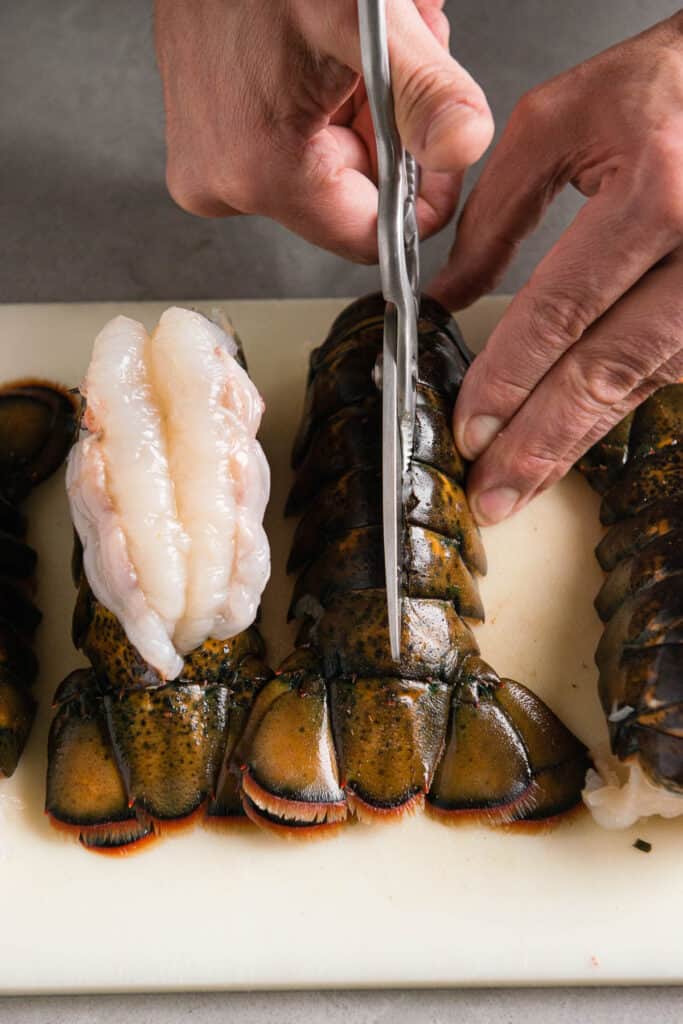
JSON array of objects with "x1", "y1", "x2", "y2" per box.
[
  {"x1": 45, "y1": 331, "x2": 272, "y2": 851},
  {"x1": 237, "y1": 294, "x2": 588, "y2": 832},
  {"x1": 0, "y1": 381, "x2": 77, "y2": 776},
  {"x1": 578, "y1": 383, "x2": 683, "y2": 793}
]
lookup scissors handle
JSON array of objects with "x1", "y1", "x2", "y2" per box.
[
  {"x1": 404, "y1": 152, "x2": 420, "y2": 298},
  {"x1": 357, "y1": 0, "x2": 419, "y2": 468},
  {"x1": 357, "y1": 2, "x2": 419, "y2": 314}
]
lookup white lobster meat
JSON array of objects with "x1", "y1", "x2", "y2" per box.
[{"x1": 67, "y1": 307, "x2": 270, "y2": 679}]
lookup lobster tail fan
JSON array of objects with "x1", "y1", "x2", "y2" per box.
[
  {"x1": 427, "y1": 661, "x2": 588, "y2": 824},
  {"x1": 331, "y1": 676, "x2": 452, "y2": 821},
  {"x1": 46, "y1": 671, "x2": 154, "y2": 853},
  {"x1": 248, "y1": 292, "x2": 589, "y2": 835},
  {"x1": 235, "y1": 651, "x2": 347, "y2": 835}
]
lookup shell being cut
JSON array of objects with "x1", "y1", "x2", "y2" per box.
[{"x1": 66, "y1": 307, "x2": 270, "y2": 679}]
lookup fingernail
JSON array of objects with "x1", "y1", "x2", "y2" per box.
[
  {"x1": 462, "y1": 415, "x2": 502, "y2": 459},
  {"x1": 473, "y1": 486, "x2": 519, "y2": 525}
]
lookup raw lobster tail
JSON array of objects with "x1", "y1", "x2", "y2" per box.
[
  {"x1": 0, "y1": 381, "x2": 77, "y2": 776},
  {"x1": 578, "y1": 384, "x2": 683, "y2": 823},
  {"x1": 238, "y1": 293, "x2": 588, "y2": 833},
  {"x1": 46, "y1": 308, "x2": 272, "y2": 851}
]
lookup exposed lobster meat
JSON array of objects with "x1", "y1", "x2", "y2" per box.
[
  {"x1": 46, "y1": 309, "x2": 272, "y2": 851},
  {"x1": 46, "y1": 296, "x2": 589, "y2": 851},
  {"x1": 0, "y1": 381, "x2": 77, "y2": 777},
  {"x1": 577, "y1": 383, "x2": 683, "y2": 827},
  {"x1": 235, "y1": 294, "x2": 588, "y2": 834}
]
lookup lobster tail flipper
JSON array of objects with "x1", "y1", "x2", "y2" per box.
[
  {"x1": 427, "y1": 661, "x2": 588, "y2": 824},
  {"x1": 46, "y1": 671, "x2": 154, "y2": 852},
  {"x1": 236, "y1": 651, "x2": 347, "y2": 834}
]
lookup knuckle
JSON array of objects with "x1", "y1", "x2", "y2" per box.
[
  {"x1": 511, "y1": 447, "x2": 559, "y2": 488},
  {"x1": 399, "y1": 62, "x2": 461, "y2": 124},
  {"x1": 218, "y1": 168, "x2": 265, "y2": 216},
  {"x1": 666, "y1": 348, "x2": 683, "y2": 381},
  {"x1": 649, "y1": 347, "x2": 683, "y2": 390},
  {"x1": 523, "y1": 287, "x2": 596, "y2": 350},
  {"x1": 467, "y1": 353, "x2": 529, "y2": 410},
  {"x1": 566, "y1": 350, "x2": 645, "y2": 411},
  {"x1": 165, "y1": 162, "x2": 207, "y2": 216},
  {"x1": 166, "y1": 152, "x2": 256, "y2": 216},
  {"x1": 646, "y1": 128, "x2": 683, "y2": 235},
  {"x1": 509, "y1": 84, "x2": 554, "y2": 133}
]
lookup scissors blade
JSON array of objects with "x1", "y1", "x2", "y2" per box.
[
  {"x1": 382, "y1": 303, "x2": 402, "y2": 663},
  {"x1": 359, "y1": 0, "x2": 420, "y2": 663},
  {"x1": 396, "y1": 294, "x2": 418, "y2": 475}
]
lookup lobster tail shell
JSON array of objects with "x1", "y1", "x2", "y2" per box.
[
  {"x1": 580, "y1": 383, "x2": 683, "y2": 800},
  {"x1": 46, "y1": 670, "x2": 154, "y2": 852},
  {"x1": 47, "y1": 539, "x2": 274, "y2": 850},
  {"x1": 239, "y1": 293, "x2": 587, "y2": 834},
  {"x1": 0, "y1": 381, "x2": 77, "y2": 776},
  {"x1": 428, "y1": 673, "x2": 587, "y2": 823},
  {"x1": 45, "y1": 322, "x2": 273, "y2": 850}
]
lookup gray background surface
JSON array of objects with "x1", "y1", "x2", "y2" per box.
[
  {"x1": 2, "y1": 0, "x2": 681, "y2": 1019},
  {"x1": 1, "y1": 0, "x2": 680, "y2": 304}
]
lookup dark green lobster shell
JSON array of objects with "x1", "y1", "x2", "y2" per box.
[
  {"x1": 47, "y1": 296, "x2": 589, "y2": 851},
  {"x1": 0, "y1": 381, "x2": 77, "y2": 777},
  {"x1": 46, "y1": 603, "x2": 271, "y2": 851},
  {"x1": 578, "y1": 383, "x2": 683, "y2": 793},
  {"x1": 235, "y1": 294, "x2": 588, "y2": 832}
]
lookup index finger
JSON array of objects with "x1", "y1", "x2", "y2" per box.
[
  {"x1": 450, "y1": 174, "x2": 682, "y2": 460},
  {"x1": 429, "y1": 88, "x2": 569, "y2": 309}
]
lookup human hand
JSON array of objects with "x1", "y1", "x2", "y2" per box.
[
  {"x1": 431, "y1": 13, "x2": 683, "y2": 526},
  {"x1": 154, "y1": 0, "x2": 492, "y2": 260}
]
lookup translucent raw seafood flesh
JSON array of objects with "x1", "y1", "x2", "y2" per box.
[
  {"x1": 66, "y1": 307, "x2": 270, "y2": 679},
  {"x1": 583, "y1": 753, "x2": 683, "y2": 829}
]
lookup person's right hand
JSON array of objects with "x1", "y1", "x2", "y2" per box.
[
  {"x1": 430, "y1": 13, "x2": 683, "y2": 527},
  {"x1": 154, "y1": 0, "x2": 492, "y2": 260}
]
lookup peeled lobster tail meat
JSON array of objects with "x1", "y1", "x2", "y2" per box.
[
  {"x1": 577, "y1": 384, "x2": 683, "y2": 823},
  {"x1": 45, "y1": 308, "x2": 272, "y2": 852},
  {"x1": 0, "y1": 381, "x2": 77, "y2": 776},
  {"x1": 237, "y1": 294, "x2": 588, "y2": 834}
]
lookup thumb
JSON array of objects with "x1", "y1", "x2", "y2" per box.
[{"x1": 388, "y1": 0, "x2": 494, "y2": 171}]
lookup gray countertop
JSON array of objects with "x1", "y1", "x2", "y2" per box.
[
  {"x1": 1, "y1": 0, "x2": 681, "y2": 1017},
  {"x1": 2, "y1": 0, "x2": 678, "y2": 304},
  {"x1": 1, "y1": 988, "x2": 682, "y2": 1023}
]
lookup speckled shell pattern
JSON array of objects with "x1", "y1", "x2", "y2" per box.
[
  {"x1": 236, "y1": 294, "x2": 588, "y2": 833},
  {"x1": 45, "y1": 343, "x2": 273, "y2": 853},
  {"x1": 577, "y1": 384, "x2": 683, "y2": 793}
]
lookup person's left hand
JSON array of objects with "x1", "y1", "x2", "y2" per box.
[{"x1": 431, "y1": 13, "x2": 683, "y2": 526}]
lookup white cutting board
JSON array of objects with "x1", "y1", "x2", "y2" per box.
[{"x1": 0, "y1": 297, "x2": 680, "y2": 995}]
